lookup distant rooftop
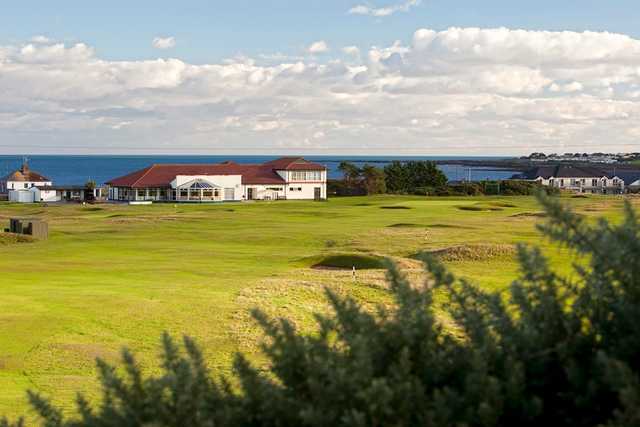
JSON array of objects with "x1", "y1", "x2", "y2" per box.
[{"x1": 2, "y1": 163, "x2": 50, "y2": 183}]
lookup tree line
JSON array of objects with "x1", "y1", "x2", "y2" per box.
[
  {"x1": 332, "y1": 161, "x2": 555, "y2": 196},
  {"x1": 3, "y1": 194, "x2": 640, "y2": 426},
  {"x1": 335, "y1": 160, "x2": 448, "y2": 196}
]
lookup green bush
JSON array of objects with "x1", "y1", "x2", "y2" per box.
[
  {"x1": 385, "y1": 161, "x2": 448, "y2": 193},
  {"x1": 4, "y1": 194, "x2": 640, "y2": 427}
]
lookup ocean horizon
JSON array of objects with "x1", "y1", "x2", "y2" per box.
[{"x1": 0, "y1": 155, "x2": 520, "y2": 186}]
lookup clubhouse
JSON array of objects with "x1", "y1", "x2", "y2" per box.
[{"x1": 106, "y1": 157, "x2": 327, "y2": 202}]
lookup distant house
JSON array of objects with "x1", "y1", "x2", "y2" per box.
[
  {"x1": 616, "y1": 172, "x2": 640, "y2": 193},
  {"x1": 1, "y1": 162, "x2": 52, "y2": 193},
  {"x1": 106, "y1": 157, "x2": 327, "y2": 202},
  {"x1": 1, "y1": 163, "x2": 53, "y2": 203},
  {"x1": 518, "y1": 165, "x2": 624, "y2": 194}
]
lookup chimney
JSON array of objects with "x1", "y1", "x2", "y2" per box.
[{"x1": 21, "y1": 162, "x2": 29, "y2": 174}]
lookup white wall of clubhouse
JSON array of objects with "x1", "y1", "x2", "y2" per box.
[{"x1": 284, "y1": 183, "x2": 325, "y2": 200}]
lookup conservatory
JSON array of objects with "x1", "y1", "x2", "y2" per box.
[{"x1": 174, "y1": 178, "x2": 225, "y2": 202}]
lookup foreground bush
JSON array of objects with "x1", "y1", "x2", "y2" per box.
[{"x1": 3, "y1": 194, "x2": 640, "y2": 426}]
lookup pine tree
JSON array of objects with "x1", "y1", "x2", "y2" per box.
[{"x1": 3, "y1": 193, "x2": 640, "y2": 426}]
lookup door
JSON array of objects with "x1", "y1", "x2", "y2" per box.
[
  {"x1": 314, "y1": 187, "x2": 322, "y2": 201},
  {"x1": 247, "y1": 188, "x2": 254, "y2": 200},
  {"x1": 224, "y1": 188, "x2": 235, "y2": 201}
]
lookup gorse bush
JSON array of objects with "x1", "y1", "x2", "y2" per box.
[{"x1": 3, "y1": 194, "x2": 640, "y2": 426}]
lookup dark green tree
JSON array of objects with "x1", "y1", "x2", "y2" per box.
[
  {"x1": 405, "y1": 161, "x2": 447, "y2": 189},
  {"x1": 383, "y1": 160, "x2": 409, "y2": 193},
  {"x1": 4, "y1": 194, "x2": 640, "y2": 427},
  {"x1": 361, "y1": 165, "x2": 386, "y2": 195},
  {"x1": 337, "y1": 161, "x2": 362, "y2": 189},
  {"x1": 384, "y1": 161, "x2": 447, "y2": 193}
]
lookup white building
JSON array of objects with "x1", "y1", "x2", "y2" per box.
[
  {"x1": 519, "y1": 165, "x2": 624, "y2": 194},
  {"x1": 31, "y1": 185, "x2": 105, "y2": 202},
  {"x1": 1, "y1": 163, "x2": 52, "y2": 203},
  {"x1": 106, "y1": 157, "x2": 327, "y2": 202}
]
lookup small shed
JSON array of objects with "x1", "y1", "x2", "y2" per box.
[{"x1": 9, "y1": 218, "x2": 48, "y2": 240}]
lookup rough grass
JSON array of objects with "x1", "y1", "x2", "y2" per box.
[
  {"x1": 510, "y1": 211, "x2": 547, "y2": 218},
  {"x1": 0, "y1": 194, "x2": 634, "y2": 421},
  {"x1": 416, "y1": 244, "x2": 517, "y2": 262},
  {"x1": 0, "y1": 232, "x2": 35, "y2": 245}
]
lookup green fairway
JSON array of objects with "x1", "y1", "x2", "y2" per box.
[{"x1": 0, "y1": 195, "x2": 635, "y2": 420}]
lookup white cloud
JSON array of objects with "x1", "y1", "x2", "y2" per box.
[
  {"x1": 349, "y1": 0, "x2": 421, "y2": 17},
  {"x1": 31, "y1": 35, "x2": 52, "y2": 44},
  {"x1": 307, "y1": 40, "x2": 329, "y2": 54},
  {"x1": 342, "y1": 46, "x2": 361, "y2": 57},
  {"x1": 152, "y1": 36, "x2": 176, "y2": 50},
  {"x1": 2, "y1": 28, "x2": 640, "y2": 154}
]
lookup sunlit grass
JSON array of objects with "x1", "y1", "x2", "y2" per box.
[{"x1": 0, "y1": 194, "x2": 635, "y2": 420}]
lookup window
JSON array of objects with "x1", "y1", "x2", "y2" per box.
[
  {"x1": 289, "y1": 187, "x2": 303, "y2": 192},
  {"x1": 560, "y1": 179, "x2": 564, "y2": 187},
  {"x1": 592, "y1": 179, "x2": 598, "y2": 186},
  {"x1": 24, "y1": 183, "x2": 29, "y2": 189},
  {"x1": 290, "y1": 171, "x2": 322, "y2": 181},
  {"x1": 137, "y1": 189, "x2": 145, "y2": 198}
]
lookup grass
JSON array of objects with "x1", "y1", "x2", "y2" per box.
[{"x1": 0, "y1": 194, "x2": 635, "y2": 421}]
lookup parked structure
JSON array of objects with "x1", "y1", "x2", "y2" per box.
[
  {"x1": 7, "y1": 218, "x2": 48, "y2": 240},
  {"x1": 106, "y1": 157, "x2": 327, "y2": 202},
  {"x1": 519, "y1": 165, "x2": 625, "y2": 194}
]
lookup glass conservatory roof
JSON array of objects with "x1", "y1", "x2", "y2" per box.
[{"x1": 178, "y1": 179, "x2": 221, "y2": 189}]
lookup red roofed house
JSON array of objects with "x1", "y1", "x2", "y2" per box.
[
  {"x1": 106, "y1": 157, "x2": 327, "y2": 202},
  {"x1": 1, "y1": 162, "x2": 53, "y2": 202}
]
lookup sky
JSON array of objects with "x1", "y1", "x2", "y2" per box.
[{"x1": 1, "y1": 0, "x2": 640, "y2": 155}]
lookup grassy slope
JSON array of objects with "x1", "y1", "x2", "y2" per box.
[{"x1": 0, "y1": 195, "x2": 634, "y2": 420}]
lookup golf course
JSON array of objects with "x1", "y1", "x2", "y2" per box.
[{"x1": 0, "y1": 195, "x2": 636, "y2": 420}]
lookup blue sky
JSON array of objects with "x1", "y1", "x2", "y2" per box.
[
  {"x1": 1, "y1": 1, "x2": 639, "y2": 154},
  {"x1": 2, "y1": 1, "x2": 638, "y2": 63}
]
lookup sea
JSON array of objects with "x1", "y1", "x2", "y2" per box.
[{"x1": 0, "y1": 155, "x2": 521, "y2": 186}]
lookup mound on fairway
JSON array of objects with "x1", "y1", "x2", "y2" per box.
[
  {"x1": 414, "y1": 244, "x2": 516, "y2": 262},
  {"x1": 387, "y1": 223, "x2": 425, "y2": 228},
  {"x1": 311, "y1": 253, "x2": 387, "y2": 270},
  {"x1": 0, "y1": 233, "x2": 34, "y2": 245},
  {"x1": 458, "y1": 205, "x2": 504, "y2": 212},
  {"x1": 511, "y1": 211, "x2": 547, "y2": 218}
]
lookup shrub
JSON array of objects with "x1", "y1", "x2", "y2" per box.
[{"x1": 4, "y1": 193, "x2": 640, "y2": 427}]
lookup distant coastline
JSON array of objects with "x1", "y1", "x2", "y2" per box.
[{"x1": 1, "y1": 154, "x2": 638, "y2": 186}]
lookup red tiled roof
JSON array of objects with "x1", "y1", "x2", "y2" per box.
[
  {"x1": 264, "y1": 157, "x2": 326, "y2": 171},
  {"x1": 2, "y1": 164, "x2": 50, "y2": 183},
  {"x1": 106, "y1": 164, "x2": 275, "y2": 187}
]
